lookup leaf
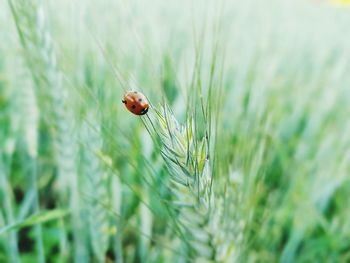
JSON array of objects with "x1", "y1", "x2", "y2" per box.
[{"x1": 0, "y1": 209, "x2": 69, "y2": 235}]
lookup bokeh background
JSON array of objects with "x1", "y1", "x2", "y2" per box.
[{"x1": 1, "y1": 0, "x2": 350, "y2": 262}]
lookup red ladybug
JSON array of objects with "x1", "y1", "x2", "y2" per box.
[{"x1": 122, "y1": 91, "x2": 149, "y2": 115}]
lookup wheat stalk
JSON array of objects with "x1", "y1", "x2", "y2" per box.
[
  {"x1": 0, "y1": 159, "x2": 20, "y2": 263},
  {"x1": 16, "y1": 68, "x2": 46, "y2": 263},
  {"x1": 0, "y1": 52, "x2": 20, "y2": 263}
]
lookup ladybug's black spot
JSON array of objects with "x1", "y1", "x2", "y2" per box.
[
  {"x1": 138, "y1": 98, "x2": 142, "y2": 102},
  {"x1": 132, "y1": 105, "x2": 136, "y2": 109}
]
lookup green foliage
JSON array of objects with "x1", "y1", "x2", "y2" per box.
[
  {"x1": 0, "y1": 210, "x2": 68, "y2": 235},
  {"x1": 161, "y1": 55, "x2": 178, "y2": 105}
]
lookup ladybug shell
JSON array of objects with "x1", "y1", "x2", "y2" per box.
[{"x1": 122, "y1": 91, "x2": 149, "y2": 115}]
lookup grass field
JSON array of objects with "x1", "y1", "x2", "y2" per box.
[{"x1": 1, "y1": 0, "x2": 350, "y2": 262}]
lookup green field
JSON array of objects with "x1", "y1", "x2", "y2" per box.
[{"x1": 1, "y1": 0, "x2": 350, "y2": 262}]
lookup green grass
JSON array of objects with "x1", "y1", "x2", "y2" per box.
[{"x1": 1, "y1": 0, "x2": 350, "y2": 262}]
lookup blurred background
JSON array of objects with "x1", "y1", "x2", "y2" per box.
[{"x1": 1, "y1": 0, "x2": 350, "y2": 262}]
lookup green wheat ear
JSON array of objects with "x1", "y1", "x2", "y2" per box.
[
  {"x1": 8, "y1": 0, "x2": 87, "y2": 261},
  {"x1": 80, "y1": 113, "x2": 110, "y2": 263},
  {"x1": 144, "y1": 103, "x2": 233, "y2": 262}
]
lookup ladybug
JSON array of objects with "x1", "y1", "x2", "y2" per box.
[{"x1": 122, "y1": 91, "x2": 149, "y2": 115}]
